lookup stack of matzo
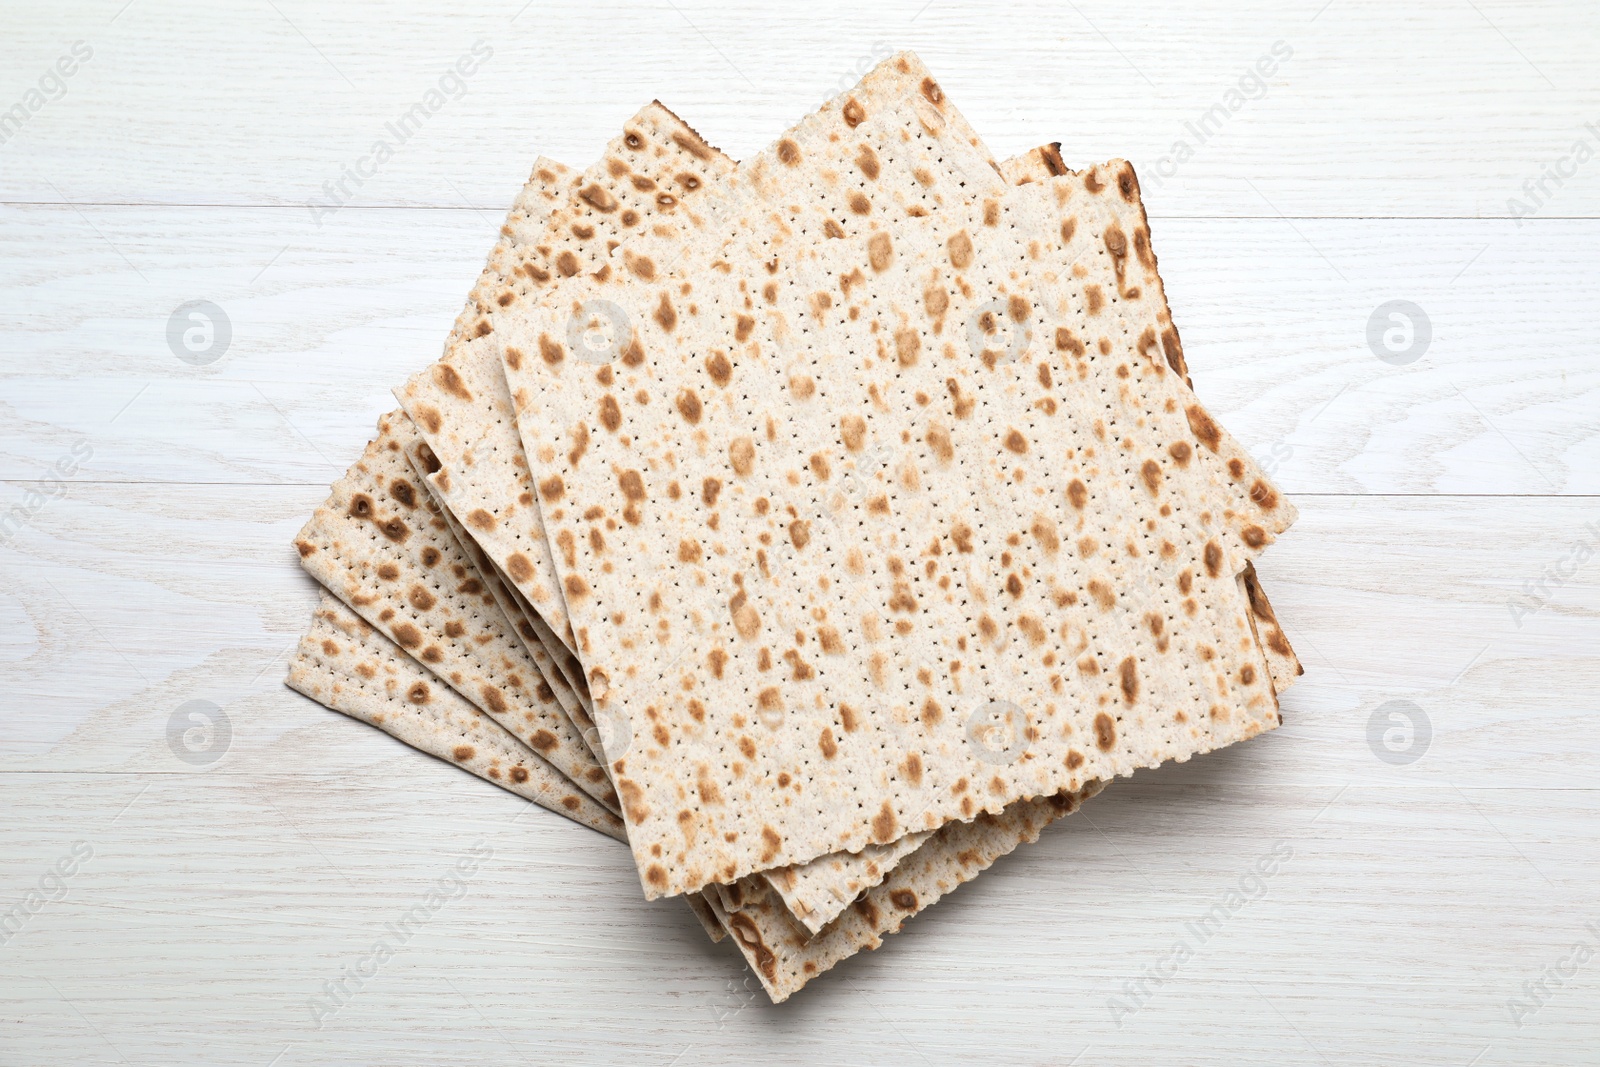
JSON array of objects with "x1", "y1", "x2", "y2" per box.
[{"x1": 284, "y1": 52, "x2": 1302, "y2": 1002}]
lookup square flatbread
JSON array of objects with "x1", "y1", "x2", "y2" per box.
[
  {"x1": 286, "y1": 594, "x2": 727, "y2": 943},
  {"x1": 419, "y1": 64, "x2": 1292, "y2": 921},
  {"x1": 713, "y1": 779, "x2": 1105, "y2": 1001},
  {"x1": 293, "y1": 412, "x2": 617, "y2": 811},
  {"x1": 287, "y1": 592, "x2": 624, "y2": 838},
  {"x1": 505, "y1": 160, "x2": 1284, "y2": 899},
  {"x1": 396, "y1": 107, "x2": 736, "y2": 657}
]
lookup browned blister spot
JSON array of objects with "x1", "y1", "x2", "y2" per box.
[
  {"x1": 1186, "y1": 404, "x2": 1222, "y2": 453},
  {"x1": 433, "y1": 363, "x2": 472, "y2": 402},
  {"x1": 1250, "y1": 479, "x2": 1279, "y2": 511},
  {"x1": 946, "y1": 378, "x2": 975, "y2": 419},
  {"x1": 1003, "y1": 428, "x2": 1028, "y2": 454},
  {"x1": 1031, "y1": 515, "x2": 1059, "y2": 554},
  {"x1": 1095, "y1": 709, "x2": 1118, "y2": 751},
  {"x1": 617, "y1": 469, "x2": 646, "y2": 504},
  {"x1": 1204, "y1": 540, "x2": 1223, "y2": 578},
  {"x1": 1067, "y1": 478, "x2": 1088, "y2": 510},
  {"x1": 840, "y1": 414, "x2": 867, "y2": 452},
  {"x1": 653, "y1": 292, "x2": 676, "y2": 333},
  {"x1": 376, "y1": 513, "x2": 410, "y2": 542},
  {"x1": 674, "y1": 388, "x2": 702, "y2": 425},
  {"x1": 621, "y1": 334, "x2": 645, "y2": 366},
  {"x1": 729, "y1": 436, "x2": 755, "y2": 476},
  {"x1": 1141, "y1": 458, "x2": 1162, "y2": 495},
  {"x1": 871, "y1": 801, "x2": 898, "y2": 843},
  {"x1": 1055, "y1": 326, "x2": 1086, "y2": 357},
  {"x1": 895, "y1": 327, "x2": 920, "y2": 367},
  {"x1": 844, "y1": 139, "x2": 881, "y2": 180},
  {"x1": 706, "y1": 351, "x2": 732, "y2": 387},
  {"x1": 868, "y1": 232, "x2": 893, "y2": 272},
  {"x1": 947, "y1": 230, "x2": 974, "y2": 270},
  {"x1": 726, "y1": 910, "x2": 777, "y2": 979},
  {"x1": 578, "y1": 182, "x2": 618, "y2": 213},
  {"x1": 730, "y1": 589, "x2": 761, "y2": 640}
]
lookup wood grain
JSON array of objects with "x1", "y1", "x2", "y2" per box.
[
  {"x1": 4, "y1": 207, "x2": 1595, "y2": 494},
  {"x1": 1, "y1": 0, "x2": 1596, "y2": 1062}
]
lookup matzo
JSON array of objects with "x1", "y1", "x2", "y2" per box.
[
  {"x1": 400, "y1": 59, "x2": 1292, "y2": 917},
  {"x1": 402, "y1": 74, "x2": 1011, "y2": 920},
  {"x1": 507, "y1": 165, "x2": 1283, "y2": 898},
  {"x1": 402, "y1": 434, "x2": 604, "y2": 762},
  {"x1": 713, "y1": 141, "x2": 1300, "y2": 933},
  {"x1": 713, "y1": 779, "x2": 1105, "y2": 1002},
  {"x1": 293, "y1": 411, "x2": 617, "y2": 812},
  {"x1": 396, "y1": 107, "x2": 736, "y2": 656},
  {"x1": 288, "y1": 592, "x2": 624, "y2": 839},
  {"x1": 286, "y1": 594, "x2": 730, "y2": 941}
]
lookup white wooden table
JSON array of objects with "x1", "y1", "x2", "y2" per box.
[{"x1": 3, "y1": 2, "x2": 1597, "y2": 1063}]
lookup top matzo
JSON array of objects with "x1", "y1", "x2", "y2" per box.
[{"x1": 506, "y1": 162, "x2": 1282, "y2": 898}]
